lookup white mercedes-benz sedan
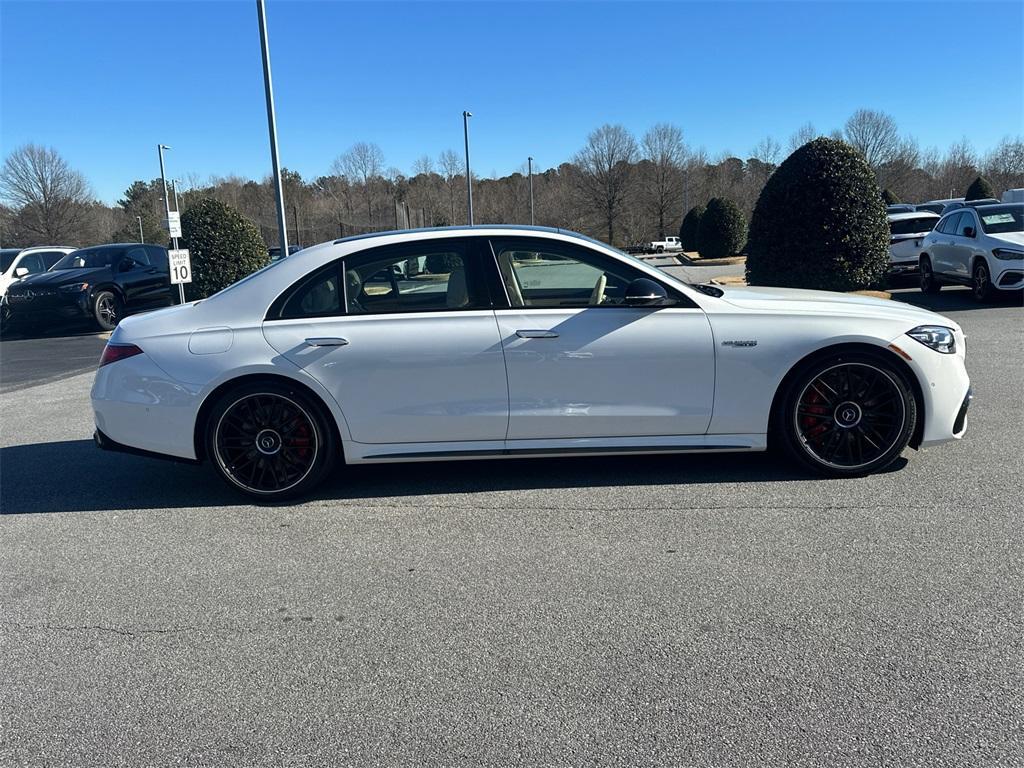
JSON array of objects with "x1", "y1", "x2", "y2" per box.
[{"x1": 91, "y1": 226, "x2": 972, "y2": 500}]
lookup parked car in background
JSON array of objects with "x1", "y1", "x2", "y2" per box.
[
  {"x1": 940, "y1": 198, "x2": 1000, "y2": 215},
  {"x1": 4, "y1": 243, "x2": 172, "y2": 332},
  {"x1": 919, "y1": 203, "x2": 1024, "y2": 301},
  {"x1": 92, "y1": 226, "x2": 971, "y2": 500},
  {"x1": 915, "y1": 198, "x2": 964, "y2": 215},
  {"x1": 886, "y1": 204, "x2": 916, "y2": 215},
  {"x1": 1002, "y1": 188, "x2": 1024, "y2": 203},
  {"x1": 269, "y1": 245, "x2": 303, "y2": 261},
  {"x1": 0, "y1": 246, "x2": 77, "y2": 331},
  {"x1": 887, "y1": 212, "x2": 939, "y2": 277}
]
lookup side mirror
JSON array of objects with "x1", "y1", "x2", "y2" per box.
[
  {"x1": 13, "y1": 266, "x2": 29, "y2": 278},
  {"x1": 624, "y1": 277, "x2": 669, "y2": 306},
  {"x1": 119, "y1": 257, "x2": 135, "y2": 272},
  {"x1": 963, "y1": 227, "x2": 976, "y2": 238}
]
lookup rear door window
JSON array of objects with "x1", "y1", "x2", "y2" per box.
[
  {"x1": 956, "y1": 211, "x2": 977, "y2": 236},
  {"x1": 938, "y1": 213, "x2": 962, "y2": 235}
]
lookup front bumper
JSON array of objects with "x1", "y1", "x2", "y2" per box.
[
  {"x1": 5, "y1": 289, "x2": 91, "y2": 322},
  {"x1": 993, "y1": 265, "x2": 1024, "y2": 289}
]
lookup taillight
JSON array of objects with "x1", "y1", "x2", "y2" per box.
[{"x1": 98, "y1": 343, "x2": 144, "y2": 368}]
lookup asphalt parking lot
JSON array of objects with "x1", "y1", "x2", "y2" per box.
[{"x1": 1, "y1": 288, "x2": 1022, "y2": 766}]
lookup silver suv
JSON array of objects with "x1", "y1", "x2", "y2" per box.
[{"x1": 919, "y1": 203, "x2": 1024, "y2": 301}]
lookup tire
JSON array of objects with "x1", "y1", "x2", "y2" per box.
[
  {"x1": 919, "y1": 256, "x2": 941, "y2": 294},
  {"x1": 92, "y1": 290, "x2": 123, "y2": 331},
  {"x1": 206, "y1": 381, "x2": 337, "y2": 501},
  {"x1": 972, "y1": 259, "x2": 997, "y2": 303},
  {"x1": 776, "y1": 351, "x2": 917, "y2": 477},
  {"x1": 656, "y1": 246, "x2": 664, "y2": 253}
]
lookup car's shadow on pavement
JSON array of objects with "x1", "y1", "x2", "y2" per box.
[{"x1": 0, "y1": 438, "x2": 908, "y2": 515}]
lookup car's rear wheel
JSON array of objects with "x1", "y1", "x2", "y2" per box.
[
  {"x1": 207, "y1": 382, "x2": 337, "y2": 500},
  {"x1": 93, "y1": 290, "x2": 122, "y2": 331},
  {"x1": 777, "y1": 352, "x2": 917, "y2": 477},
  {"x1": 919, "y1": 256, "x2": 941, "y2": 294},
  {"x1": 972, "y1": 259, "x2": 997, "y2": 303}
]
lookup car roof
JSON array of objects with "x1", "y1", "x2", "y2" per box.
[
  {"x1": 887, "y1": 211, "x2": 939, "y2": 221},
  {"x1": 333, "y1": 224, "x2": 567, "y2": 246}
]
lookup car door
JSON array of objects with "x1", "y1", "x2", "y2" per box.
[
  {"x1": 262, "y1": 238, "x2": 510, "y2": 446},
  {"x1": 931, "y1": 212, "x2": 961, "y2": 276},
  {"x1": 489, "y1": 237, "x2": 715, "y2": 441},
  {"x1": 951, "y1": 210, "x2": 981, "y2": 280}
]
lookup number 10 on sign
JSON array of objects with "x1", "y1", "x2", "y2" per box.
[{"x1": 168, "y1": 248, "x2": 192, "y2": 304}]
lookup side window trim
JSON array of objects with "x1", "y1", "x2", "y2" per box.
[{"x1": 265, "y1": 260, "x2": 345, "y2": 321}]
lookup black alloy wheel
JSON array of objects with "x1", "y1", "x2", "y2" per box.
[
  {"x1": 779, "y1": 354, "x2": 917, "y2": 476},
  {"x1": 919, "y1": 257, "x2": 941, "y2": 294},
  {"x1": 973, "y1": 260, "x2": 996, "y2": 303},
  {"x1": 93, "y1": 290, "x2": 122, "y2": 331},
  {"x1": 208, "y1": 382, "x2": 336, "y2": 499}
]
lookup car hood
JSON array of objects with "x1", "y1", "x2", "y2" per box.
[
  {"x1": 716, "y1": 285, "x2": 955, "y2": 326},
  {"x1": 12, "y1": 267, "x2": 111, "y2": 288},
  {"x1": 989, "y1": 231, "x2": 1024, "y2": 248}
]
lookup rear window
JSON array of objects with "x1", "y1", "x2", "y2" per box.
[
  {"x1": 978, "y1": 205, "x2": 1024, "y2": 235},
  {"x1": 890, "y1": 216, "x2": 937, "y2": 236}
]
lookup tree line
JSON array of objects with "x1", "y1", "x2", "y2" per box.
[{"x1": 1, "y1": 109, "x2": 1022, "y2": 250}]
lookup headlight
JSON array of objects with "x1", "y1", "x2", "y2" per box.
[
  {"x1": 59, "y1": 282, "x2": 90, "y2": 293},
  {"x1": 992, "y1": 248, "x2": 1024, "y2": 261},
  {"x1": 906, "y1": 325, "x2": 956, "y2": 354}
]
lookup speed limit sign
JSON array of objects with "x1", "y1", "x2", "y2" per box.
[{"x1": 168, "y1": 248, "x2": 192, "y2": 285}]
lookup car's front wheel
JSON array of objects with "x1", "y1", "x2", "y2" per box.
[
  {"x1": 972, "y1": 259, "x2": 997, "y2": 303},
  {"x1": 777, "y1": 352, "x2": 917, "y2": 477},
  {"x1": 206, "y1": 381, "x2": 337, "y2": 500},
  {"x1": 92, "y1": 290, "x2": 122, "y2": 331},
  {"x1": 919, "y1": 256, "x2": 941, "y2": 294}
]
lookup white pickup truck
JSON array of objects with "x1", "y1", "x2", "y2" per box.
[{"x1": 646, "y1": 236, "x2": 682, "y2": 253}]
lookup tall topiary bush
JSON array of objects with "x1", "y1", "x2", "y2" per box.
[
  {"x1": 696, "y1": 197, "x2": 746, "y2": 260},
  {"x1": 881, "y1": 188, "x2": 899, "y2": 205},
  {"x1": 180, "y1": 197, "x2": 269, "y2": 300},
  {"x1": 746, "y1": 138, "x2": 888, "y2": 291},
  {"x1": 964, "y1": 175, "x2": 995, "y2": 201},
  {"x1": 678, "y1": 204, "x2": 704, "y2": 251}
]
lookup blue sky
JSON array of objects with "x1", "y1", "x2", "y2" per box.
[{"x1": 2, "y1": 0, "x2": 1022, "y2": 203}]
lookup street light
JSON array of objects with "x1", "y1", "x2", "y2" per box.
[
  {"x1": 256, "y1": 0, "x2": 289, "y2": 256},
  {"x1": 463, "y1": 110, "x2": 473, "y2": 225},
  {"x1": 172, "y1": 179, "x2": 180, "y2": 212},
  {"x1": 137, "y1": 216, "x2": 144, "y2": 244},
  {"x1": 528, "y1": 156, "x2": 534, "y2": 226}
]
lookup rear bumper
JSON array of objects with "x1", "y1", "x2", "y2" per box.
[
  {"x1": 94, "y1": 428, "x2": 199, "y2": 464},
  {"x1": 888, "y1": 260, "x2": 920, "y2": 275}
]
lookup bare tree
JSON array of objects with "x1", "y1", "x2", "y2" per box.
[
  {"x1": 412, "y1": 155, "x2": 435, "y2": 177},
  {"x1": 641, "y1": 123, "x2": 686, "y2": 238},
  {"x1": 438, "y1": 149, "x2": 462, "y2": 225},
  {"x1": 338, "y1": 142, "x2": 384, "y2": 227},
  {"x1": 0, "y1": 144, "x2": 92, "y2": 243},
  {"x1": 843, "y1": 109, "x2": 911, "y2": 168},
  {"x1": 573, "y1": 124, "x2": 638, "y2": 244},
  {"x1": 983, "y1": 136, "x2": 1024, "y2": 193},
  {"x1": 751, "y1": 136, "x2": 782, "y2": 167},
  {"x1": 788, "y1": 122, "x2": 817, "y2": 152}
]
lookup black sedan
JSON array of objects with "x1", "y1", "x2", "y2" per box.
[{"x1": 4, "y1": 244, "x2": 173, "y2": 332}]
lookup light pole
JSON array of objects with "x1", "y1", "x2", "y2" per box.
[
  {"x1": 462, "y1": 110, "x2": 473, "y2": 225},
  {"x1": 256, "y1": 0, "x2": 289, "y2": 256},
  {"x1": 527, "y1": 156, "x2": 534, "y2": 226},
  {"x1": 157, "y1": 143, "x2": 184, "y2": 304},
  {"x1": 172, "y1": 179, "x2": 180, "y2": 212},
  {"x1": 137, "y1": 216, "x2": 144, "y2": 244}
]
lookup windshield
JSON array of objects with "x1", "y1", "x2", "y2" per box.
[
  {"x1": 51, "y1": 249, "x2": 117, "y2": 270},
  {"x1": 0, "y1": 249, "x2": 20, "y2": 273},
  {"x1": 978, "y1": 205, "x2": 1024, "y2": 235},
  {"x1": 890, "y1": 216, "x2": 938, "y2": 236}
]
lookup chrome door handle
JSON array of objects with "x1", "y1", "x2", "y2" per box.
[
  {"x1": 515, "y1": 329, "x2": 559, "y2": 339},
  {"x1": 304, "y1": 337, "x2": 349, "y2": 347}
]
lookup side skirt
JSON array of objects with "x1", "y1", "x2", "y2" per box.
[{"x1": 348, "y1": 434, "x2": 767, "y2": 464}]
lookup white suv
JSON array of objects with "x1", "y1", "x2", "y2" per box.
[
  {"x1": 887, "y1": 211, "x2": 939, "y2": 277},
  {"x1": 919, "y1": 203, "x2": 1024, "y2": 301}
]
